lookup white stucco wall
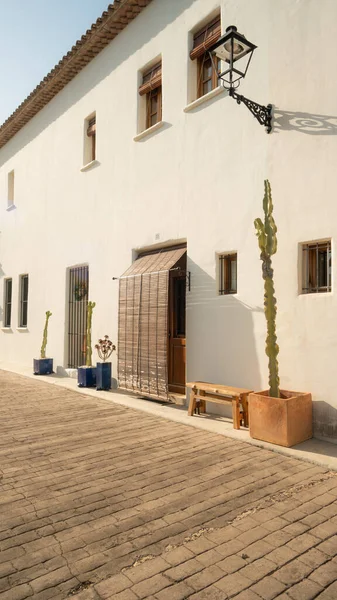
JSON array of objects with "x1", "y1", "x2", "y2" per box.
[{"x1": 1, "y1": 0, "x2": 337, "y2": 439}]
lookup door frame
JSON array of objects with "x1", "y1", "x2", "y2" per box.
[{"x1": 168, "y1": 253, "x2": 187, "y2": 394}]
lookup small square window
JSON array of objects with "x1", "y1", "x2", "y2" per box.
[
  {"x1": 218, "y1": 253, "x2": 237, "y2": 295},
  {"x1": 301, "y1": 240, "x2": 331, "y2": 293},
  {"x1": 139, "y1": 61, "x2": 162, "y2": 131},
  {"x1": 83, "y1": 113, "x2": 96, "y2": 165}
]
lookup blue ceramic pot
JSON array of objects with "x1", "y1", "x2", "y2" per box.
[
  {"x1": 96, "y1": 362, "x2": 111, "y2": 391},
  {"x1": 33, "y1": 358, "x2": 53, "y2": 375},
  {"x1": 78, "y1": 366, "x2": 96, "y2": 388}
]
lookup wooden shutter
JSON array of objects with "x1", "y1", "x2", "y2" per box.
[
  {"x1": 87, "y1": 116, "x2": 96, "y2": 136},
  {"x1": 139, "y1": 62, "x2": 162, "y2": 96},
  {"x1": 190, "y1": 16, "x2": 221, "y2": 60},
  {"x1": 118, "y1": 247, "x2": 186, "y2": 399}
]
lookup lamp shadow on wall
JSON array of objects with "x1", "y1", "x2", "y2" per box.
[
  {"x1": 273, "y1": 110, "x2": 337, "y2": 135},
  {"x1": 187, "y1": 260, "x2": 263, "y2": 393}
]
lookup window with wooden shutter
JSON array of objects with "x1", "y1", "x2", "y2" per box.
[
  {"x1": 139, "y1": 62, "x2": 162, "y2": 129},
  {"x1": 87, "y1": 115, "x2": 96, "y2": 161},
  {"x1": 7, "y1": 170, "x2": 14, "y2": 208},
  {"x1": 190, "y1": 15, "x2": 221, "y2": 98}
]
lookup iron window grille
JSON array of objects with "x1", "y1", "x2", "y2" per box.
[
  {"x1": 302, "y1": 241, "x2": 332, "y2": 294},
  {"x1": 218, "y1": 253, "x2": 237, "y2": 295},
  {"x1": 68, "y1": 265, "x2": 89, "y2": 368},
  {"x1": 4, "y1": 278, "x2": 12, "y2": 327},
  {"x1": 19, "y1": 274, "x2": 29, "y2": 327}
]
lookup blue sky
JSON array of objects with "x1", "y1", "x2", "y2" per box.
[{"x1": 0, "y1": 1, "x2": 110, "y2": 125}]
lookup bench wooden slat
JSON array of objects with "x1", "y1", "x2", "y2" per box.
[
  {"x1": 194, "y1": 394, "x2": 239, "y2": 403},
  {"x1": 186, "y1": 381, "x2": 253, "y2": 395}
]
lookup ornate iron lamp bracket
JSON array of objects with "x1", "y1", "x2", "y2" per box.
[{"x1": 229, "y1": 88, "x2": 272, "y2": 133}]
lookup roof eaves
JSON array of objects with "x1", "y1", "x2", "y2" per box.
[{"x1": 0, "y1": 0, "x2": 152, "y2": 150}]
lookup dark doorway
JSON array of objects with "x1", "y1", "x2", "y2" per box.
[{"x1": 168, "y1": 254, "x2": 186, "y2": 394}]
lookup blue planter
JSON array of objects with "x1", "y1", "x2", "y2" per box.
[
  {"x1": 33, "y1": 358, "x2": 53, "y2": 375},
  {"x1": 96, "y1": 362, "x2": 111, "y2": 391},
  {"x1": 78, "y1": 366, "x2": 96, "y2": 388}
]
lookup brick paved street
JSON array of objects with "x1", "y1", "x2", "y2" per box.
[{"x1": 1, "y1": 371, "x2": 337, "y2": 600}]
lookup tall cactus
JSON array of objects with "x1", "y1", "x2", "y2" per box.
[
  {"x1": 85, "y1": 301, "x2": 96, "y2": 367},
  {"x1": 40, "y1": 311, "x2": 52, "y2": 359},
  {"x1": 254, "y1": 180, "x2": 280, "y2": 398}
]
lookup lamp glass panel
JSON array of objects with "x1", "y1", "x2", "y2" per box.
[{"x1": 214, "y1": 36, "x2": 253, "y2": 63}]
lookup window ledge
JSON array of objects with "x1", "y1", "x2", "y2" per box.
[
  {"x1": 299, "y1": 291, "x2": 333, "y2": 297},
  {"x1": 1, "y1": 327, "x2": 12, "y2": 332},
  {"x1": 184, "y1": 86, "x2": 226, "y2": 113},
  {"x1": 134, "y1": 121, "x2": 165, "y2": 142},
  {"x1": 80, "y1": 159, "x2": 99, "y2": 172},
  {"x1": 17, "y1": 327, "x2": 29, "y2": 332}
]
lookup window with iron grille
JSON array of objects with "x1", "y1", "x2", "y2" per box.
[
  {"x1": 139, "y1": 62, "x2": 162, "y2": 130},
  {"x1": 190, "y1": 15, "x2": 221, "y2": 99},
  {"x1": 68, "y1": 265, "x2": 89, "y2": 368},
  {"x1": 19, "y1": 274, "x2": 29, "y2": 327},
  {"x1": 218, "y1": 253, "x2": 237, "y2": 295},
  {"x1": 4, "y1": 278, "x2": 12, "y2": 327},
  {"x1": 302, "y1": 240, "x2": 332, "y2": 293}
]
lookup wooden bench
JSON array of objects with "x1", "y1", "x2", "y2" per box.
[{"x1": 186, "y1": 381, "x2": 254, "y2": 430}]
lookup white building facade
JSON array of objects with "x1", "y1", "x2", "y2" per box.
[{"x1": 1, "y1": 0, "x2": 337, "y2": 440}]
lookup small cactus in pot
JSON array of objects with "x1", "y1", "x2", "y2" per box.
[
  {"x1": 249, "y1": 181, "x2": 312, "y2": 447},
  {"x1": 34, "y1": 311, "x2": 53, "y2": 375},
  {"x1": 254, "y1": 180, "x2": 280, "y2": 398},
  {"x1": 78, "y1": 301, "x2": 97, "y2": 387}
]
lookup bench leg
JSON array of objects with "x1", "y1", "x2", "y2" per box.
[
  {"x1": 188, "y1": 389, "x2": 196, "y2": 416},
  {"x1": 232, "y1": 398, "x2": 240, "y2": 430},
  {"x1": 241, "y1": 394, "x2": 249, "y2": 427},
  {"x1": 200, "y1": 390, "x2": 206, "y2": 413}
]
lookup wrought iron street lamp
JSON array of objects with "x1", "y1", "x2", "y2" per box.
[{"x1": 209, "y1": 26, "x2": 272, "y2": 133}]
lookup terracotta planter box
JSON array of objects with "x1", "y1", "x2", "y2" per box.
[{"x1": 249, "y1": 390, "x2": 312, "y2": 448}]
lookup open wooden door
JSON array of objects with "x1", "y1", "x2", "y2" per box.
[{"x1": 168, "y1": 255, "x2": 186, "y2": 394}]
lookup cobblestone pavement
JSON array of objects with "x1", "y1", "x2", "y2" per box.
[{"x1": 1, "y1": 372, "x2": 337, "y2": 600}]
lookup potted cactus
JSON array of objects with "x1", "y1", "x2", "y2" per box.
[
  {"x1": 95, "y1": 335, "x2": 116, "y2": 390},
  {"x1": 34, "y1": 311, "x2": 53, "y2": 375},
  {"x1": 248, "y1": 181, "x2": 312, "y2": 447},
  {"x1": 78, "y1": 301, "x2": 97, "y2": 388}
]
